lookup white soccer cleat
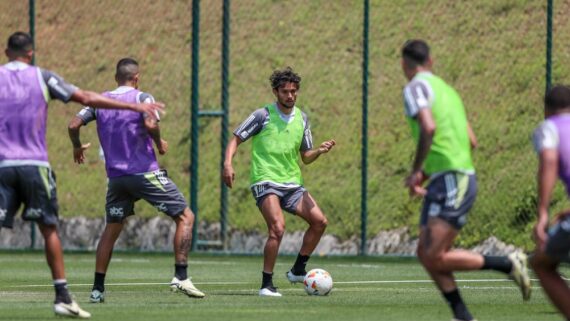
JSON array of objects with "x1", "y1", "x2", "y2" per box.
[
  {"x1": 508, "y1": 251, "x2": 531, "y2": 301},
  {"x1": 88, "y1": 289, "x2": 104, "y2": 303},
  {"x1": 286, "y1": 270, "x2": 305, "y2": 284},
  {"x1": 54, "y1": 300, "x2": 91, "y2": 319},
  {"x1": 259, "y1": 286, "x2": 282, "y2": 297},
  {"x1": 170, "y1": 277, "x2": 205, "y2": 298}
]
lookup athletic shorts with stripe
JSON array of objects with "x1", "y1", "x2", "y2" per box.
[
  {"x1": 0, "y1": 166, "x2": 59, "y2": 228},
  {"x1": 545, "y1": 214, "x2": 570, "y2": 263},
  {"x1": 105, "y1": 169, "x2": 188, "y2": 223},
  {"x1": 251, "y1": 182, "x2": 306, "y2": 214},
  {"x1": 420, "y1": 172, "x2": 477, "y2": 230}
]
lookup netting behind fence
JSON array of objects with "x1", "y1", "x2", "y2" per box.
[{"x1": 1, "y1": 0, "x2": 569, "y2": 253}]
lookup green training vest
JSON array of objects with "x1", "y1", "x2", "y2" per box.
[
  {"x1": 407, "y1": 73, "x2": 474, "y2": 175},
  {"x1": 250, "y1": 104, "x2": 305, "y2": 185}
]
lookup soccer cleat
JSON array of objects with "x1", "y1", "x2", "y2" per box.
[
  {"x1": 54, "y1": 300, "x2": 91, "y2": 319},
  {"x1": 451, "y1": 319, "x2": 478, "y2": 321},
  {"x1": 508, "y1": 251, "x2": 531, "y2": 301},
  {"x1": 286, "y1": 270, "x2": 306, "y2": 284},
  {"x1": 170, "y1": 277, "x2": 205, "y2": 298},
  {"x1": 89, "y1": 289, "x2": 105, "y2": 303},
  {"x1": 259, "y1": 286, "x2": 282, "y2": 297}
]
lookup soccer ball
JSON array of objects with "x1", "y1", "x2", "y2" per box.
[{"x1": 303, "y1": 268, "x2": 333, "y2": 296}]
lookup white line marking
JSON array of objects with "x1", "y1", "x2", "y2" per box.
[{"x1": 5, "y1": 278, "x2": 547, "y2": 288}]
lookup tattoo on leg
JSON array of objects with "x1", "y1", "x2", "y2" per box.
[{"x1": 176, "y1": 226, "x2": 191, "y2": 265}]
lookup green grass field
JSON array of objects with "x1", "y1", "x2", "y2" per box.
[{"x1": 0, "y1": 251, "x2": 567, "y2": 321}]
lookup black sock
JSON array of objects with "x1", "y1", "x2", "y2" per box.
[
  {"x1": 481, "y1": 256, "x2": 512, "y2": 274},
  {"x1": 291, "y1": 254, "x2": 310, "y2": 275},
  {"x1": 442, "y1": 288, "x2": 473, "y2": 321},
  {"x1": 93, "y1": 272, "x2": 106, "y2": 292},
  {"x1": 54, "y1": 280, "x2": 72, "y2": 304},
  {"x1": 261, "y1": 271, "x2": 274, "y2": 289},
  {"x1": 175, "y1": 263, "x2": 188, "y2": 280}
]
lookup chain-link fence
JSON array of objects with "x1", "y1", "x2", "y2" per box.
[{"x1": 0, "y1": 0, "x2": 565, "y2": 254}]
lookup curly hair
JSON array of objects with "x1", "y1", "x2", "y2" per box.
[{"x1": 269, "y1": 67, "x2": 301, "y2": 89}]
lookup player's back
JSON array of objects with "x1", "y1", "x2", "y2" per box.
[
  {"x1": 95, "y1": 87, "x2": 158, "y2": 178},
  {"x1": 0, "y1": 63, "x2": 48, "y2": 163},
  {"x1": 545, "y1": 114, "x2": 570, "y2": 192},
  {"x1": 411, "y1": 73, "x2": 474, "y2": 174}
]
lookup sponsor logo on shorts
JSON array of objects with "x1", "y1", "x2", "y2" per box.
[
  {"x1": 428, "y1": 203, "x2": 441, "y2": 217},
  {"x1": 109, "y1": 207, "x2": 124, "y2": 217},
  {"x1": 155, "y1": 203, "x2": 168, "y2": 212},
  {"x1": 156, "y1": 171, "x2": 169, "y2": 185},
  {"x1": 25, "y1": 208, "x2": 43, "y2": 219},
  {"x1": 0, "y1": 208, "x2": 6, "y2": 221},
  {"x1": 561, "y1": 219, "x2": 570, "y2": 232}
]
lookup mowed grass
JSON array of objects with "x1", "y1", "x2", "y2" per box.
[
  {"x1": 3, "y1": 1, "x2": 570, "y2": 248},
  {"x1": 0, "y1": 251, "x2": 567, "y2": 321}
]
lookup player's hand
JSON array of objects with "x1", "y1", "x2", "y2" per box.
[
  {"x1": 135, "y1": 102, "x2": 165, "y2": 121},
  {"x1": 222, "y1": 164, "x2": 235, "y2": 188},
  {"x1": 73, "y1": 143, "x2": 91, "y2": 164},
  {"x1": 533, "y1": 215, "x2": 549, "y2": 251},
  {"x1": 318, "y1": 139, "x2": 336, "y2": 154},
  {"x1": 405, "y1": 170, "x2": 427, "y2": 197},
  {"x1": 158, "y1": 139, "x2": 168, "y2": 155}
]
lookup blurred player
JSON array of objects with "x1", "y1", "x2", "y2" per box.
[
  {"x1": 0, "y1": 31, "x2": 163, "y2": 319},
  {"x1": 400, "y1": 39, "x2": 530, "y2": 321},
  {"x1": 223, "y1": 67, "x2": 335, "y2": 297},
  {"x1": 530, "y1": 85, "x2": 570, "y2": 321},
  {"x1": 67, "y1": 58, "x2": 204, "y2": 303}
]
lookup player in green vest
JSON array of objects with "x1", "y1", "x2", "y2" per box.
[
  {"x1": 400, "y1": 40, "x2": 530, "y2": 321},
  {"x1": 223, "y1": 67, "x2": 335, "y2": 297}
]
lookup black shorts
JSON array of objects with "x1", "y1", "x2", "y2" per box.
[
  {"x1": 420, "y1": 172, "x2": 477, "y2": 230},
  {"x1": 545, "y1": 215, "x2": 570, "y2": 263},
  {"x1": 0, "y1": 166, "x2": 59, "y2": 228},
  {"x1": 105, "y1": 169, "x2": 188, "y2": 223}
]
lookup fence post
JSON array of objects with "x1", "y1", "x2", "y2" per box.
[
  {"x1": 220, "y1": 0, "x2": 230, "y2": 250},
  {"x1": 190, "y1": 0, "x2": 200, "y2": 252},
  {"x1": 29, "y1": 0, "x2": 36, "y2": 250},
  {"x1": 360, "y1": 0, "x2": 369, "y2": 256},
  {"x1": 545, "y1": 0, "x2": 553, "y2": 92}
]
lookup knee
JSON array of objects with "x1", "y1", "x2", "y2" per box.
[
  {"x1": 312, "y1": 216, "x2": 328, "y2": 231},
  {"x1": 268, "y1": 223, "x2": 285, "y2": 241},
  {"x1": 179, "y1": 208, "x2": 195, "y2": 226},
  {"x1": 421, "y1": 250, "x2": 445, "y2": 271}
]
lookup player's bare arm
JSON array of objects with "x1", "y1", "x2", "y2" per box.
[
  {"x1": 535, "y1": 148, "x2": 558, "y2": 250},
  {"x1": 222, "y1": 135, "x2": 243, "y2": 188},
  {"x1": 67, "y1": 116, "x2": 90, "y2": 164},
  {"x1": 71, "y1": 89, "x2": 165, "y2": 121},
  {"x1": 144, "y1": 117, "x2": 167, "y2": 155},
  {"x1": 300, "y1": 139, "x2": 336, "y2": 165},
  {"x1": 405, "y1": 108, "x2": 435, "y2": 195}
]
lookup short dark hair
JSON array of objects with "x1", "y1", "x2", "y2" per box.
[
  {"x1": 402, "y1": 39, "x2": 430, "y2": 68},
  {"x1": 115, "y1": 58, "x2": 139, "y2": 82},
  {"x1": 269, "y1": 67, "x2": 301, "y2": 89},
  {"x1": 7, "y1": 32, "x2": 33, "y2": 52},
  {"x1": 545, "y1": 85, "x2": 570, "y2": 111}
]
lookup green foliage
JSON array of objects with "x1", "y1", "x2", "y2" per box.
[{"x1": 1, "y1": 0, "x2": 570, "y2": 249}]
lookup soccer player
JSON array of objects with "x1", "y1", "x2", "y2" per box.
[
  {"x1": 530, "y1": 85, "x2": 570, "y2": 321},
  {"x1": 0, "y1": 32, "x2": 163, "y2": 319},
  {"x1": 68, "y1": 58, "x2": 205, "y2": 303},
  {"x1": 223, "y1": 67, "x2": 335, "y2": 297},
  {"x1": 400, "y1": 40, "x2": 531, "y2": 321}
]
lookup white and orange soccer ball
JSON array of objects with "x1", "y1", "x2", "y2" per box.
[{"x1": 303, "y1": 268, "x2": 333, "y2": 296}]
